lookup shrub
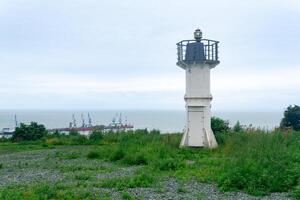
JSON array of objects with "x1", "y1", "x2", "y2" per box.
[
  {"x1": 0, "y1": 163, "x2": 2, "y2": 169},
  {"x1": 0, "y1": 137, "x2": 9, "y2": 143},
  {"x1": 69, "y1": 130, "x2": 80, "y2": 136},
  {"x1": 89, "y1": 130, "x2": 104, "y2": 142},
  {"x1": 281, "y1": 105, "x2": 300, "y2": 131},
  {"x1": 12, "y1": 122, "x2": 48, "y2": 141},
  {"x1": 123, "y1": 152, "x2": 148, "y2": 165},
  {"x1": 133, "y1": 129, "x2": 149, "y2": 135},
  {"x1": 70, "y1": 134, "x2": 88, "y2": 145},
  {"x1": 149, "y1": 129, "x2": 160, "y2": 135},
  {"x1": 101, "y1": 172, "x2": 154, "y2": 190},
  {"x1": 121, "y1": 192, "x2": 134, "y2": 200},
  {"x1": 65, "y1": 152, "x2": 80, "y2": 159},
  {"x1": 211, "y1": 117, "x2": 230, "y2": 134},
  {"x1": 44, "y1": 137, "x2": 64, "y2": 145},
  {"x1": 87, "y1": 151, "x2": 100, "y2": 159},
  {"x1": 232, "y1": 121, "x2": 243, "y2": 132},
  {"x1": 131, "y1": 172, "x2": 154, "y2": 188},
  {"x1": 110, "y1": 148, "x2": 125, "y2": 161},
  {"x1": 52, "y1": 130, "x2": 62, "y2": 137},
  {"x1": 177, "y1": 187, "x2": 188, "y2": 193},
  {"x1": 75, "y1": 173, "x2": 91, "y2": 180},
  {"x1": 154, "y1": 157, "x2": 184, "y2": 171},
  {"x1": 215, "y1": 132, "x2": 233, "y2": 145},
  {"x1": 0, "y1": 183, "x2": 106, "y2": 199}
]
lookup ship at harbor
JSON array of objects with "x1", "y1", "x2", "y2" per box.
[
  {"x1": 0, "y1": 115, "x2": 18, "y2": 139},
  {"x1": 0, "y1": 113, "x2": 134, "y2": 138},
  {"x1": 48, "y1": 113, "x2": 134, "y2": 135}
]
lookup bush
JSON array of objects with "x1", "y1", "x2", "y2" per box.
[
  {"x1": 0, "y1": 183, "x2": 105, "y2": 199},
  {"x1": 110, "y1": 148, "x2": 125, "y2": 161},
  {"x1": 44, "y1": 137, "x2": 64, "y2": 145},
  {"x1": 44, "y1": 134, "x2": 89, "y2": 145},
  {"x1": 12, "y1": 122, "x2": 48, "y2": 141},
  {"x1": 123, "y1": 152, "x2": 148, "y2": 165},
  {"x1": 65, "y1": 152, "x2": 80, "y2": 159},
  {"x1": 154, "y1": 157, "x2": 184, "y2": 171},
  {"x1": 69, "y1": 130, "x2": 80, "y2": 136},
  {"x1": 281, "y1": 105, "x2": 300, "y2": 131},
  {"x1": 70, "y1": 134, "x2": 88, "y2": 145},
  {"x1": 100, "y1": 172, "x2": 154, "y2": 190},
  {"x1": 122, "y1": 192, "x2": 134, "y2": 200},
  {"x1": 211, "y1": 117, "x2": 230, "y2": 134},
  {"x1": 232, "y1": 121, "x2": 243, "y2": 132},
  {"x1": 0, "y1": 137, "x2": 10, "y2": 143},
  {"x1": 89, "y1": 130, "x2": 104, "y2": 142},
  {"x1": 87, "y1": 151, "x2": 100, "y2": 159},
  {"x1": 149, "y1": 129, "x2": 160, "y2": 135}
]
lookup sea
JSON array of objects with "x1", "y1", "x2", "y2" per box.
[{"x1": 0, "y1": 110, "x2": 283, "y2": 132}]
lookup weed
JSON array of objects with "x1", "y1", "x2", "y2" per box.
[
  {"x1": 110, "y1": 148, "x2": 125, "y2": 161},
  {"x1": 75, "y1": 173, "x2": 91, "y2": 181},
  {"x1": 123, "y1": 153, "x2": 148, "y2": 166},
  {"x1": 121, "y1": 192, "x2": 135, "y2": 200},
  {"x1": 177, "y1": 186, "x2": 187, "y2": 193},
  {"x1": 0, "y1": 183, "x2": 104, "y2": 200},
  {"x1": 65, "y1": 152, "x2": 80, "y2": 159},
  {"x1": 153, "y1": 158, "x2": 185, "y2": 171},
  {"x1": 196, "y1": 192, "x2": 205, "y2": 200},
  {"x1": 101, "y1": 172, "x2": 155, "y2": 190},
  {"x1": 87, "y1": 151, "x2": 100, "y2": 159},
  {"x1": 89, "y1": 130, "x2": 104, "y2": 142}
]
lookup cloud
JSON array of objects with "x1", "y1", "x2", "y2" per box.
[
  {"x1": 212, "y1": 66, "x2": 300, "y2": 92},
  {"x1": 0, "y1": 0, "x2": 299, "y2": 110}
]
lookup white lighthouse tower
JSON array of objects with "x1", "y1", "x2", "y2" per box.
[{"x1": 177, "y1": 29, "x2": 219, "y2": 148}]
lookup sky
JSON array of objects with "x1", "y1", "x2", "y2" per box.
[{"x1": 0, "y1": 0, "x2": 299, "y2": 111}]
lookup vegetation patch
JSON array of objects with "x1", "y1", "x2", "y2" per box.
[
  {"x1": 87, "y1": 150, "x2": 101, "y2": 159},
  {"x1": 75, "y1": 172, "x2": 92, "y2": 181},
  {"x1": 177, "y1": 186, "x2": 188, "y2": 193},
  {"x1": 121, "y1": 192, "x2": 135, "y2": 200},
  {"x1": 0, "y1": 183, "x2": 112, "y2": 200},
  {"x1": 100, "y1": 172, "x2": 155, "y2": 190}
]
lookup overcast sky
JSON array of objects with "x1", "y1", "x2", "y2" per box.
[{"x1": 0, "y1": 0, "x2": 299, "y2": 111}]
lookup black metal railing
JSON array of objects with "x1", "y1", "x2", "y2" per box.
[{"x1": 176, "y1": 39, "x2": 219, "y2": 66}]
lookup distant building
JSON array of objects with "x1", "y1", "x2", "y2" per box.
[{"x1": 0, "y1": 128, "x2": 14, "y2": 139}]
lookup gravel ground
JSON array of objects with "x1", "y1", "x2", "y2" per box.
[
  {"x1": 125, "y1": 178, "x2": 291, "y2": 200},
  {"x1": 0, "y1": 147, "x2": 292, "y2": 200}
]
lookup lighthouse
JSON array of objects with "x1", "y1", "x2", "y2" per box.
[{"x1": 177, "y1": 29, "x2": 219, "y2": 148}]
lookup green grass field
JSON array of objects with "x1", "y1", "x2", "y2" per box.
[{"x1": 1, "y1": 129, "x2": 300, "y2": 199}]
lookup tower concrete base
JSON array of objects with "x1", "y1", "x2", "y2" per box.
[{"x1": 180, "y1": 128, "x2": 218, "y2": 148}]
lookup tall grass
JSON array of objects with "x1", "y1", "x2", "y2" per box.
[{"x1": 217, "y1": 131, "x2": 300, "y2": 196}]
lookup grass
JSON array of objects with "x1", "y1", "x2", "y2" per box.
[
  {"x1": 177, "y1": 186, "x2": 188, "y2": 193},
  {"x1": 0, "y1": 141, "x2": 47, "y2": 155},
  {"x1": 87, "y1": 151, "x2": 101, "y2": 159},
  {"x1": 100, "y1": 172, "x2": 155, "y2": 190},
  {"x1": 0, "y1": 183, "x2": 112, "y2": 200},
  {"x1": 1, "y1": 129, "x2": 300, "y2": 199},
  {"x1": 121, "y1": 192, "x2": 135, "y2": 200}
]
